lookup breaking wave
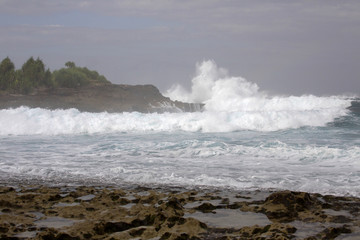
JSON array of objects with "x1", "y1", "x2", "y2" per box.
[
  {"x1": 0, "y1": 103, "x2": 351, "y2": 135},
  {"x1": 0, "y1": 60, "x2": 354, "y2": 135},
  {"x1": 164, "y1": 60, "x2": 352, "y2": 112}
]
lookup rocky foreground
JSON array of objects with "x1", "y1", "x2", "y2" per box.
[
  {"x1": 0, "y1": 185, "x2": 360, "y2": 240},
  {"x1": 0, "y1": 84, "x2": 201, "y2": 113}
]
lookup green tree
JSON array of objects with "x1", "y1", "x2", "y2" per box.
[
  {"x1": 65, "y1": 61, "x2": 76, "y2": 68},
  {"x1": 43, "y1": 69, "x2": 53, "y2": 87},
  {"x1": 21, "y1": 57, "x2": 46, "y2": 88},
  {"x1": 15, "y1": 69, "x2": 32, "y2": 94},
  {"x1": 0, "y1": 57, "x2": 16, "y2": 90}
]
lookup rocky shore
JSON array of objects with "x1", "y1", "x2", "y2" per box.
[
  {"x1": 0, "y1": 185, "x2": 359, "y2": 240},
  {"x1": 0, "y1": 84, "x2": 202, "y2": 113}
]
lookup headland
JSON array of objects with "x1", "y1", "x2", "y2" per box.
[{"x1": 0, "y1": 84, "x2": 200, "y2": 113}]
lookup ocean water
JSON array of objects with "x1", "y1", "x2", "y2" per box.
[{"x1": 0, "y1": 61, "x2": 359, "y2": 197}]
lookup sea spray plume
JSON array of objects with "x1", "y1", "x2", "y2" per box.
[
  {"x1": 203, "y1": 74, "x2": 261, "y2": 112},
  {"x1": 164, "y1": 60, "x2": 351, "y2": 111},
  {"x1": 163, "y1": 60, "x2": 352, "y2": 130},
  {"x1": 190, "y1": 60, "x2": 229, "y2": 103},
  {"x1": 164, "y1": 60, "x2": 259, "y2": 105},
  {"x1": 164, "y1": 60, "x2": 262, "y2": 111}
]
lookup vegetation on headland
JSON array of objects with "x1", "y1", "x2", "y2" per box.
[{"x1": 0, "y1": 57, "x2": 110, "y2": 94}]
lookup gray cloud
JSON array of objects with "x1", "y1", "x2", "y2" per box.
[{"x1": 1, "y1": 0, "x2": 360, "y2": 95}]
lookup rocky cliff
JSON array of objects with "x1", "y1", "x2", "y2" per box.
[{"x1": 0, "y1": 84, "x2": 202, "y2": 113}]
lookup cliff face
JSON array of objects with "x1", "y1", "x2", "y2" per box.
[{"x1": 0, "y1": 84, "x2": 201, "y2": 113}]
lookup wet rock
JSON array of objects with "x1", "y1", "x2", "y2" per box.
[
  {"x1": 166, "y1": 197, "x2": 183, "y2": 210},
  {"x1": 239, "y1": 223, "x2": 297, "y2": 239},
  {"x1": 220, "y1": 198, "x2": 230, "y2": 205},
  {"x1": 19, "y1": 194, "x2": 36, "y2": 201},
  {"x1": 226, "y1": 202, "x2": 244, "y2": 209},
  {"x1": 0, "y1": 187, "x2": 15, "y2": 194},
  {"x1": 82, "y1": 233, "x2": 92, "y2": 239},
  {"x1": 0, "y1": 226, "x2": 9, "y2": 233},
  {"x1": 164, "y1": 218, "x2": 207, "y2": 238},
  {"x1": 48, "y1": 194, "x2": 62, "y2": 202},
  {"x1": 94, "y1": 214, "x2": 156, "y2": 235},
  {"x1": 0, "y1": 200, "x2": 20, "y2": 208},
  {"x1": 36, "y1": 229, "x2": 81, "y2": 240},
  {"x1": 157, "y1": 197, "x2": 185, "y2": 217},
  {"x1": 0, "y1": 185, "x2": 359, "y2": 239},
  {"x1": 0, "y1": 237, "x2": 20, "y2": 240},
  {"x1": 95, "y1": 221, "x2": 133, "y2": 234},
  {"x1": 160, "y1": 231, "x2": 172, "y2": 239},
  {"x1": 260, "y1": 191, "x2": 314, "y2": 222},
  {"x1": 174, "y1": 233, "x2": 191, "y2": 240},
  {"x1": 323, "y1": 226, "x2": 352, "y2": 238},
  {"x1": 194, "y1": 202, "x2": 217, "y2": 213},
  {"x1": 330, "y1": 215, "x2": 352, "y2": 223},
  {"x1": 129, "y1": 227, "x2": 146, "y2": 237},
  {"x1": 167, "y1": 216, "x2": 186, "y2": 225},
  {"x1": 304, "y1": 225, "x2": 352, "y2": 239},
  {"x1": 118, "y1": 198, "x2": 131, "y2": 205}
]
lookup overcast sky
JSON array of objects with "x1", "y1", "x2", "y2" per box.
[{"x1": 1, "y1": 0, "x2": 359, "y2": 96}]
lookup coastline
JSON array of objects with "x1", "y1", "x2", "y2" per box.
[
  {"x1": 1, "y1": 184, "x2": 359, "y2": 239},
  {"x1": 1, "y1": 92, "x2": 359, "y2": 239},
  {"x1": 0, "y1": 84, "x2": 202, "y2": 113}
]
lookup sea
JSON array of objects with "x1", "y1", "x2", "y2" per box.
[{"x1": 0, "y1": 61, "x2": 359, "y2": 197}]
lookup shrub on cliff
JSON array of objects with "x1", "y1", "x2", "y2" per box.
[
  {"x1": 53, "y1": 68, "x2": 89, "y2": 88},
  {"x1": 53, "y1": 62, "x2": 110, "y2": 88},
  {"x1": 0, "y1": 57, "x2": 110, "y2": 93}
]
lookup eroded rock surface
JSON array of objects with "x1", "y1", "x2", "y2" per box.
[{"x1": 0, "y1": 186, "x2": 359, "y2": 239}]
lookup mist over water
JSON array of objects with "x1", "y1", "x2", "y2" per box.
[{"x1": 1, "y1": 60, "x2": 359, "y2": 197}]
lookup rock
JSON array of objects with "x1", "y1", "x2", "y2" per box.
[
  {"x1": 0, "y1": 226, "x2": 9, "y2": 233},
  {"x1": 194, "y1": 202, "x2": 217, "y2": 213},
  {"x1": 304, "y1": 225, "x2": 352, "y2": 239},
  {"x1": 0, "y1": 186, "x2": 358, "y2": 239},
  {"x1": 94, "y1": 221, "x2": 133, "y2": 234},
  {"x1": 0, "y1": 187, "x2": 15, "y2": 193},
  {"x1": 260, "y1": 191, "x2": 314, "y2": 222},
  {"x1": 36, "y1": 229, "x2": 81, "y2": 240},
  {"x1": 0, "y1": 84, "x2": 202, "y2": 113},
  {"x1": 48, "y1": 194, "x2": 62, "y2": 201}
]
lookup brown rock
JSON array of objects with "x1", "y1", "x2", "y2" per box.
[
  {"x1": 260, "y1": 191, "x2": 314, "y2": 222},
  {"x1": 194, "y1": 202, "x2": 217, "y2": 213}
]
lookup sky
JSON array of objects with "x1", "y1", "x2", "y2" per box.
[{"x1": 1, "y1": 0, "x2": 359, "y2": 96}]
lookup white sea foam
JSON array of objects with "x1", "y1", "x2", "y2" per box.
[
  {"x1": 165, "y1": 60, "x2": 352, "y2": 112},
  {"x1": 1, "y1": 134, "x2": 359, "y2": 196},
  {"x1": 0, "y1": 101, "x2": 351, "y2": 135},
  {"x1": 0, "y1": 60, "x2": 352, "y2": 135}
]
